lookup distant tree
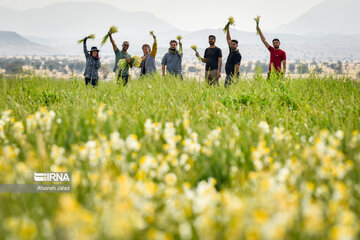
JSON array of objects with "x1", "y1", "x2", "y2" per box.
[
  {"x1": 61, "y1": 68, "x2": 68, "y2": 74},
  {"x1": 357, "y1": 72, "x2": 360, "y2": 79},
  {"x1": 68, "y1": 62, "x2": 85, "y2": 73},
  {"x1": 289, "y1": 63, "x2": 296, "y2": 73},
  {"x1": 246, "y1": 61, "x2": 253, "y2": 72},
  {"x1": 43, "y1": 60, "x2": 61, "y2": 71},
  {"x1": 336, "y1": 60, "x2": 343, "y2": 74},
  {"x1": 0, "y1": 59, "x2": 6, "y2": 69},
  {"x1": 297, "y1": 63, "x2": 309, "y2": 74},
  {"x1": 254, "y1": 61, "x2": 268, "y2": 73},
  {"x1": 5, "y1": 61, "x2": 23, "y2": 74},
  {"x1": 314, "y1": 65, "x2": 323, "y2": 74},
  {"x1": 329, "y1": 61, "x2": 343, "y2": 74},
  {"x1": 30, "y1": 60, "x2": 42, "y2": 70},
  {"x1": 240, "y1": 65, "x2": 246, "y2": 73},
  {"x1": 187, "y1": 66, "x2": 199, "y2": 73}
]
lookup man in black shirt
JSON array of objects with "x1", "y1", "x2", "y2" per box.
[
  {"x1": 196, "y1": 35, "x2": 222, "y2": 86},
  {"x1": 224, "y1": 25, "x2": 242, "y2": 87}
]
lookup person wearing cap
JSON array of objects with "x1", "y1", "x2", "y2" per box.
[{"x1": 83, "y1": 37, "x2": 101, "y2": 87}]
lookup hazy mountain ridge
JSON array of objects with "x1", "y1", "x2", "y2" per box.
[
  {"x1": 0, "y1": 31, "x2": 59, "y2": 56},
  {"x1": 277, "y1": 0, "x2": 360, "y2": 35},
  {"x1": 1, "y1": 1, "x2": 360, "y2": 60},
  {"x1": 0, "y1": 1, "x2": 179, "y2": 38}
]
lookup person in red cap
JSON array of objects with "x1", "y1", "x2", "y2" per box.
[{"x1": 83, "y1": 37, "x2": 101, "y2": 87}]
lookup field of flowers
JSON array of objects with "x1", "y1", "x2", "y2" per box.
[{"x1": 0, "y1": 74, "x2": 360, "y2": 240}]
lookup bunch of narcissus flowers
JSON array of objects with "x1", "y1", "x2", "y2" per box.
[
  {"x1": 77, "y1": 34, "x2": 95, "y2": 44},
  {"x1": 254, "y1": 16, "x2": 261, "y2": 35},
  {"x1": 115, "y1": 56, "x2": 142, "y2": 81},
  {"x1": 149, "y1": 31, "x2": 155, "y2": 37},
  {"x1": 191, "y1": 45, "x2": 202, "y2": 62},
  {"x1": 101, "y1": 25, "x2": 118, "y2": 46},
  {"x1": 117, "y1": 56, "x2": 142, "y2": 71},
  {"x1": 177, "y1": 35, "x2": 182, "y2": 41},
  {"x1": 223, "y1": 16, "x2": 235, "y2": 32}
]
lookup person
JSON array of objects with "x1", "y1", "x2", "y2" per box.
[
  {"x1": 141, "y1": 33, "x2": 157, "y2": 76},
  {"x1": 256, "y1": 25, "x2": 286, "y2": 79},
  {"x1": 83, "y1": 38, "x2": 101, "y2": 87},
  {"x1": 224, "y1": 25, "x2": 242, "y2": 87},
  {"x1": 109, "y1": 33, "x2": 132, "y2": 86},
  {"x1": 196, "y1": 35, "x2": 222, "y2": 86},
  {"x1": 161, "y1": 40, "x2": 183, "y2": 78}
]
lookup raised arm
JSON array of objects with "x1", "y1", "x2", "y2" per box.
[
  {"x1": 179, "y1": 41, "x2": 183, "y2": 56},
  {"x1": 150, "y1": 35, "x2": 157, "y2": 58},
  {"x1": 226, "y1": 25, "x2": 231, "y2": 46},
  {"x1": 256, "y1": 26, "x2": 270, "y2": 49},
  {"x1": 109, "y1": 33, "x2": 118, "y2": 52},
  {"x1": 83, "y1": 39, "x2": 89, "y2": 56}
]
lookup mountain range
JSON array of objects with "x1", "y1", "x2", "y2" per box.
[
  {"x1": 277, "y1": 0, "x2": 360, "y2": 35},
  {"x1": 0, "y1": 1, "x2": 180, "y2": 38},
  {"x1": 0, "y1": 31, "x2": 59, "y2": 56}
]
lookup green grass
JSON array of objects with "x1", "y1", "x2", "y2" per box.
[{"x1": 0, "y1": 74, "x2": 359, "y2": 239}]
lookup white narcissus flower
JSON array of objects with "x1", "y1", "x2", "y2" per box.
[
  {"x1": 126, "y1": 134, "x2": 140, "y2": 152},
  {"x1": 258, "y1": 121, "x2": 270, "y2": 133},
  {"x1": 110, "y1": 131, "x2": 125, "y2": 151},
  {"x1": 164, "y1": 173, "x2": 177, "y2": 186}
]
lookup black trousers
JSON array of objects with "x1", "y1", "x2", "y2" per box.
[
  {"x1": 85, "y1": 77, "x2": 98, "y2": 87},
  {"x1": 117, "y1": 75, "x2": 129, "y2": 86}
]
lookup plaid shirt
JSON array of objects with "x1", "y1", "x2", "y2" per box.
[{"x1": 83, "y1": 40, "x2": 101, "y2": 79}]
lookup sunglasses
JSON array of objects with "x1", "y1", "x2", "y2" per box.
[{"x1": 123, "y1": 44, "x2": 129, "y2": 46}]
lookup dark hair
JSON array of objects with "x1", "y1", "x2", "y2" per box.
[
  {"x1": 231, "y1": 39, "x2": 238, "y2": 44},
  {"x1": 272, "y1": 38, "x2": 280, "y2": 43},
  {"x1": 142, "y1": 44, "x2": 151, "y2": 51},
  {"x1": 169, "y1": 40, "x2": 178, "y2": 45},
  {"x1": 209, "y1": 35, "x2": 216, "y2": 40}
]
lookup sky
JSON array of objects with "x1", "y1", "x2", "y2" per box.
[{"x1": 0, "y1": 0, "x2": 324, "y2": 32}]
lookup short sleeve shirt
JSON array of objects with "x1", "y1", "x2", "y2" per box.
[
  {"x1": 161, "y1": 51, "x2": 182, "y2": 75},
  {"x1": 225, "y1": 46, "x2": 241, "y2": 76},
  {"x1": 268, "y1": 46, "x2": 286, "y2": 72},
  {"x1": 114, "y1": 49, "x2": 131, "y2": 76},
  {"x1": 204, "y1": 47, "x2": 222, "y2": 71}
]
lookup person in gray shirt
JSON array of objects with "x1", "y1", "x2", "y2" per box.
[{"x1": 161, "y1": 39, "x2": 183, "y2": 78}]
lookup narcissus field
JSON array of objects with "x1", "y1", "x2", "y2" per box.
[{"x1": 0, "y1": 74, "x2": 360, "y2": 240}]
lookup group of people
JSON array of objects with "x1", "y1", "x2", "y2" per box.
[{"x1": 82, "y1": 24, "x2": 287, "y2": 87}]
